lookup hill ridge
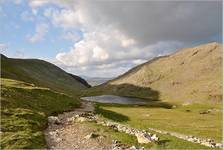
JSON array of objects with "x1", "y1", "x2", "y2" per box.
[
  {"x1": 98, "y1": 42, "x2": 222, "y2": 103},
  {"x1": 1, "y1": 54, "x2": 90, "y2": 96}
]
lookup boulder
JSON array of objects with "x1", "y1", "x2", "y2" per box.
[
  {"x1": 76, "y1": 116, "x2": 87, "y2": 122},
  {"x1": 48, "y1": 116, "x2": 61, "y2": 124},
  {"x1": 151, "y1": 134, "x2": 159, "y2": 141},
  {"x1": 67, "y1": 117, "x2": 75, "y2": 122},
  {"x1": 136, "y1": 133, "x2": 152, "y2": 144}
]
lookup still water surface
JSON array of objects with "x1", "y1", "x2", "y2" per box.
[{"x1": 81, "y1": 95, "x2": 147, "y2": 104}]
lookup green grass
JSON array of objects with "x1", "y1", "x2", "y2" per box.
[
  {"x1": 1, "y1": 55, "x2": 88, "y2": 97},
  {"x1": 1, "y1": 78, "x2": 81, "y2": 149},
  {"x1": 87, "y1": 118, "x2": 214, "y2": 149},
  {"x1": 95, "y1": 102, "x2": 222, "y2": 143}
]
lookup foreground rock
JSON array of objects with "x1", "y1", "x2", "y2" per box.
[
  {"x1": 48, "y1": 116, "x2": 61, "y2": 125},
  {"x1": 136, "y1": 133, "x2": 152, "y2": 144}
]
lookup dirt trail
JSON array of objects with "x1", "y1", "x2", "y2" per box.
[{"x1": 44, "y1": 101, "x2": 112, "y2": 150}]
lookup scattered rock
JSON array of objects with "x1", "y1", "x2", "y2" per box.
[
  {"x1": 136, "y1": 133, "x2": 152, "y2": 144},
  {"x1": 76, "y1": 116, "x2": 87, "y2": 122},
  {"x1": 199, "y1": 110, "x2": 211, "y2": 114},
  {"x1": 172, "y1": 105, "x2": 177, "y2": 108},
  {"x1": 48, "y1": 116, "x2": 61, "y2": 124},
  {"x1": 47, "y1": 103, "x2": 223, "y2": 149},
  {"x1": 151, "y1": 134, "x2": 159, "y2": 141},
  {"x1": 84, "y1": 132, "x2": 98, "y2": 139}
]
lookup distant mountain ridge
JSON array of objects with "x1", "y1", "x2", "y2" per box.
[
  {"x1": 83, "y1": 76, "x2": 113, "y2": 86},
  {"x1": 1, "y1": 54, "x2": 90, "y2": 96}
]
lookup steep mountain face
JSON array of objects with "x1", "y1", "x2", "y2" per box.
[
  {"x1": 108, "y1": 42, "x2": 222, "y2": 103},
  {"x1": 1, "y1": 55, "x2": 89, "y2": 96}
]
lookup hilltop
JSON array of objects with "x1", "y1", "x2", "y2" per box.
[
  {"x1": 1, "y1": 55, "x2": 90, "y2": 96},
  {"x1": 85, "y1": 42, "x2": 222, "y2": 104}
]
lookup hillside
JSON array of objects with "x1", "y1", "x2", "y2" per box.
[
  {"x1": 0, "y1": 78, "x2": 80, "y2": 149},
  {"x1": 85, "y1": 42, "x2": 222, "y2": 104},
  {"x1": 1, "y1": 55, "x2": 90, "y2": 96}
]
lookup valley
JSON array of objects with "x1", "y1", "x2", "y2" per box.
[{"x1": 0, "y1": 42, "x2": 222, "y2": 149}]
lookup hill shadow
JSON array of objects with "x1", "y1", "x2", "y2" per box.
[
  {"x1": 95, "y1": 105, "x2": 129, "y2": 122},
  {"x1": 83, "y1": 83, "x2": 173, "y2": 109}
]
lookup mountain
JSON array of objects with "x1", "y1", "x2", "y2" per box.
[
  {"x1": 83, "y1": 76, "x2": 113, "y2": 86},
  {"x1": 85, "y1": 42, "x2": 222, "y2": 104},
  {"x1": 1, "y1": 54, "x2": 90, "y2": 96},
  {"x1": 0, "y1": 55, "x2": 90, "y2": 148}
]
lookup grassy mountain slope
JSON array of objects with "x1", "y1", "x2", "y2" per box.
[
  {"x1": 1, "y1": 55, "x2": 90, "y2": 96},
  {"x1": 0, "y1": 78, "x2": 80, "y2": 149},
  {"x1": 85, "y1": 42, "x2": 222, "y2": 104}
]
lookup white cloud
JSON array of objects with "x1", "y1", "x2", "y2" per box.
[
  {"x1": 61, "y1": 31, "x2": 81, "y2": 42},
  {"x1": 29, "y1": 0, "x2": 50, "y2": 8},
  {"x1": 0, "y1": 43, "x2": 8, "y2": 53},
  {"x1": 29, "y1": 23, "x2": 49, "y2": 43},
  {"x1": 56, "y1": 26, "x2": 142, "y2": 67},
  {"x1": 43, "y1": 8, "x2": 85, "y2": 30},
  {"x1": 26, "y1": 0, "x2": 221, "y2": 77}
]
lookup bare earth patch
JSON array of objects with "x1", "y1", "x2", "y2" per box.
[{"x1": 44, "y1": 101, "x2": 112, "y2": 149}]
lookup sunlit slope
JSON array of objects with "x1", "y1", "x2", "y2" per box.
[
  {"x1": 1, "y1": 55, "x2": 90, "y2": 96},
  {"x1": 86, "y1": 42, "x2": 222, "y2": 104}
]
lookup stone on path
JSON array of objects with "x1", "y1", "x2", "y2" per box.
[
  {"x1": 136, "y1": 133, "x2": 152, "y2": 144},
  {"x1": 84, "y1": 132, "x2": 98, "y2": 139},
  {"x1": 48, "y1": 116, "x2": 61, "y2": 124},
  {"x1": 76, "y1": 116, "x2": 87, "y2": 122}
]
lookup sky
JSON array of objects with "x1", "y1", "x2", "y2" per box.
[{"x1": 0, "y1": 0, "x2": 222, "y2": 78}]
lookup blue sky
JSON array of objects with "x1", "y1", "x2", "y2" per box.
[
  {"x1": 0, "y1": 0, "x2": 221, "y2": 77},
  {"x1": 0, "y1": 0, "x2": 81, "y2": 59}
]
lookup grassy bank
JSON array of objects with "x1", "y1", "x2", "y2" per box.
[
  {"x1": 95, "y1": 102, "x2": 222, "y2": 143},
  {"x1": 1, "y1": 78, "x2": 81, "y2": 149}
]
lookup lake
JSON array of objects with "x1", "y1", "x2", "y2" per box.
[{"x1": 81, "y1": 95, "x2": 148, "y2": 104}]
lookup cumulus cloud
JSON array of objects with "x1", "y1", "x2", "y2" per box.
[
  {"x1": 28, "y1": 0, "x2": 221, "y2": 77},
  {"x1": 29, "y1": 23, "x2": 49, "y2": 43}
]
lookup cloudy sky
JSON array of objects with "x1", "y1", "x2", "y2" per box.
[{"x1": 0, "y1": 0, "x2": 222, "y2": 77}]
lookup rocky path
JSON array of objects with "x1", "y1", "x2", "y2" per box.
[
  {"x1": 44, "y1": 101, "x2": 112, "y2": 150},
  {"x1": 45, "y1": 101, "x2": 223, "y2": 149}
]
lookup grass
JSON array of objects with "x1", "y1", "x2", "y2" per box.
[
  {"x1": 1, "y1": 55, "x2": 88, "y2": 97},
  {"x1": 87, "y1": 118, "x2": 215, "y2": 149},
  {"x1": 95, "y1": 102, "x2": 222, "y2": 143},
  {"x1": 1, "y1": 78, "x2": 81, "y2": 149},
  {"x1": 107, "y1": 42, "x2": 222, "y2": 104}
]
